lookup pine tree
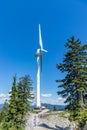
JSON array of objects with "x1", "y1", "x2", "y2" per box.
[
  {"x1": 56, "y1": 36, "x2": 87, "y2": 125},
  {"x1": 9, "y1": 75, "x2": 17, "y2": 128},
  {"x1": 53, "y1": 105, "x2": 58, "y2": 111},
  {"x1": 0, "y1": 100, "x2": 9, "y2": 123},
  {"x1": 2, "y1": 76, "x2": 25, "y2": 130},
  {"x1": 2, "y1": 76, "x2": 18, "y2": 130},
  {"x1": 1, "y1": 75, "x2": 34, "y2": 130},
  {"x1": 17, "y1": 75, "x2": 33, "y2": 115}
]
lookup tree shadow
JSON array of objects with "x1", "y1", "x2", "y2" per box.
[
  {"x1": 39, "y1": 123, "x2": 70, "y2": 130},
  {"x1": 55, "y1": 125, "x2": 70, "y2": 130},
  {"x1": 39, "y1": 123, "x2": 55, "y2": 129}
]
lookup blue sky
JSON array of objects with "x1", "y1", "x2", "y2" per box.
[{"x1": 0, "y1": 0, "x2": 87, "y2": 105}]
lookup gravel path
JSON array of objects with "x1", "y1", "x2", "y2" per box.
[
  {"x1": 25, "y1": 110, "x2": 71, "y2": 130},
  {"x1": 26, "y1": 125, "x2": 52, "y2": 130},
  {"x1": 33, "y1": 126, "x2": 53, "y2": 130}
]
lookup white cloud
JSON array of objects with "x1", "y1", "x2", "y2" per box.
[
  {"x1": 41, "y1": 97, "x2": 66, "y2": 105},
  {"x1": 0, "y1": 93, "x2": 10, "y2": 104},
  {"x1": 41, "y1": 93, "x2": 52, "y2": 98}
]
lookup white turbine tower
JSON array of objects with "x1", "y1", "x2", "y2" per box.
[{"x1": 35, "y1": 24, "x2": 47, "y2": 108}]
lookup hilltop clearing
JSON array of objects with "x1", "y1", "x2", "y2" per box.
[{"x1": 25, "y1": 110, "x2": 71, "y2": 130}]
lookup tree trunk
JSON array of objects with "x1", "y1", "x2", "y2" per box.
[{"x1": 78, "y1": 92, "x2": 84, "y2": 108}]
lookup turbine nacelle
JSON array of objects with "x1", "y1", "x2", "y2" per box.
[
  {"x1": 35, "y1": 49, "x2": 42, "y2": 57},
  {"x1": 35, "y1": 48, "x2": 47, "y2": 57}
]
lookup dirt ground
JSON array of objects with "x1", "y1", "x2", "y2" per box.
[{"x1": 33, "y1": 126, "x2": 52, "y2": 130}]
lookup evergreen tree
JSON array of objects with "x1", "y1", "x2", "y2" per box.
[
  {"x1": 0, "y1": 100, "x2": 9, "y2": 123},
  {"x1": 17, "y1": 75, "x2": 33, "y2": 115},
  {"x1": 53, "y1": 105, "x2": 58, "y2": 111},
  {"x1": 2, "y1": 76, "x2": 24, "y2": 130},
  {"x1": 8, "y1": 75, "x2": 17, "y2": 128},
  {"x1": 56, "y1": 36, "x2": 87, "y2": 125},
  {"x1": 2, "y1": 75, "x2": 19, "y2": 130},
  {"x1": 1, "y1": 75, "x2": 34, "y2": 130}
]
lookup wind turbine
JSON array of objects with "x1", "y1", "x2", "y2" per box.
[{"x1": 35, "y1": 24, "x2": 48, "y2": 108}]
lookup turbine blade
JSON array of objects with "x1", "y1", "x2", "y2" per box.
[
  {"x1": 41, "y1": 49, "x2": 48, "y2": 52},
  {"x1": 39, "y1": 24, "x2": 43, "y2": 50}
]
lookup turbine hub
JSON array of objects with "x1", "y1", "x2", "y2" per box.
[{"x1": 35, "y1": 49, "x2": 41, "y2": 57}]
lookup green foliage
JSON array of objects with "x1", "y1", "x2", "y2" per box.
[
  {"x1": 0, "y1": 100, "x2": 9, "y2": 122},
  {"x1": 0, "y1": 74, "x2": 34, "y2": 130},
  {"x1": 69, "y1": 108, "x2": 87, "y2": 126},
  {"x1": 17, "y1": 75, "x2": 34, "y2": 114},
  {"x1": 57, "y1": 111, "x2": 67, "y2": 118},
  {"x1": 56, "y1": 36, "x2": 87, "y2": 125},
  {"x1": 53, "y1": 105, "x2": 58, "y2": 111}
]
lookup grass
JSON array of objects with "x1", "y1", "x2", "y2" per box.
[
  {"x1": 31, "y1": 109, "x2": 41, "y2": 114},
  {"x1": 40, "y1": 110, "x2": 68, "y2": 118}
]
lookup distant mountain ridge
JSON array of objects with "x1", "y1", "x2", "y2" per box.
[
  {"x1": 0, "y1": 103, "x2": 66, "y2": 111},
  {"x1": 41, "y1": 103, "x2": 65, "y2": 110}
]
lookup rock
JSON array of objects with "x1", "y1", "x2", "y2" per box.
[
  {"x1": 41, "y1": 114, "x2": 70, "y2": 129},
  {"x1": 82, "y1": 121, "x2": 87, "y2": 130}
]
